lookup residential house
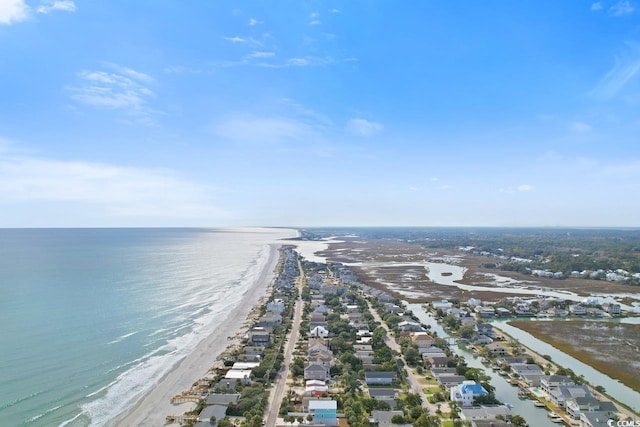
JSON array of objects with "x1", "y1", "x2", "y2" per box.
[
  {"x1": 432, "y1": 300, "x2": 453, "y2": 311},
  {"x1": 205, "y1": 394, "x2": 240, "y2": 406},
  {"x1": 475, "y1": 306, "x2": 496, "y2": 318},
  {"x1": 257, "y1": 313, "x2": 282, "y2": 328},
  {"x1": 579, "y1": 412, "x2": 613, "y2": 427},
  {"x1": 309, "y1": 399, "x2": 338, "y2": 426},
  {"x1": 471, "y1": 421, "x2": 510, "y2": 427},
  {"x1": 566, "y1": 397, "x2": 616, "y2": 420},
  {"x1": 304, "y1": 363, "x2": 330, "y2": 381},
  {"x1": 476, "y1": 323, "x2": 496, "y2": 338},
  {"x1": 570, "y1": 305, "x2": 587, "y2": 315},
  {"x1": 266, "y1": 299, "x2": 285, "y2": 314},
  {"x1": 398, "y1": 320, "x2": 424, "y2": 332},
  {"x1": 306, "y1": 380, "x2": 329, "y2": 397},
  {"x1": 486, "y1": 343, "x2": 509, "y2": 357},
  {"x1": 310, "y1": 325, "x2": 330, "y2": 338},
  {"x1": 548, "y1": 385, "x2": 592, "y2": 408},
  {"x1": 450, "y1": 381, "x2": 488, "y2": 406},
  {"x1": 436, "y1": 373, "x2": 466, "y2": 389},
  {"x1": 602, "y1": 302, "x2": 621, "y2": 315},
  {"x1": 467, "y1": 298, "x2": 483, "y2": 308},
  {"x1": 364, "y1": 371, "x2": 397, "y2": 386},
  {"x1": 474, "y1": 334, "x2": 493, "y2": 345},
  {"x1": 459, "y1": 406, "x2": 511, "y2": 421},
  {"x1": 370, "y1": 410, "x2": 413, "y2": 427},
  {"x1": 495, "y1": 307, "x2": 512, "y2": 317},
  {"x1": 424, "y1": 354, "x2": 451, "y2": 368},
  {"x1": 411, "y1": 332, "x2": 435, "y2": 351},
  {"x1": 496, "y1": 356, "x2": 528, "y2": 367},
  {"x1": 540, "y1": 375, "x2": 575, "y2": 393},
  {"x1": 368, "y1": 388, "x2": 398, "y2": 400},
  {"x1": 224, "y1": 369, "x2": 252, "y2": 384},
  {"x1": 248, "y1": 327, "x2": 270, "y2": 345},
  {"x1": 510, "y1": 363, "x2": 543, "y2": 377},
  {"x1": 198, "y1": 405, "x2": 227, "y2": 423}
]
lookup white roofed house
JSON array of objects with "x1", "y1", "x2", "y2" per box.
[
  {"x1": 450, "y1": 381, "x2": 488, "y2": 406},
  {"x1": 308, "y1": 399, "x2": 338, "y2": 426},
  {"x1": 398, "y1": 320, "x2": 424, "y2": 332},
  {"x1": 310, "y1": 325, "x2": 330, "y2": 338}
]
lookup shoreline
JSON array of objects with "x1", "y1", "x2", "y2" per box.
[{"x1": 111, "y1": 242, "x2": 284, "y2": 427}]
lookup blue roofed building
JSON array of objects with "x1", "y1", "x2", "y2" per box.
[{"x1": 450, "y1": 380, "x2": 488, "y2": 406}]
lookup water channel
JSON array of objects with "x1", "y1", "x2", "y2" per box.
[
  {"x1": 423, "y1": 261, "x2": 640, "y2": 314},
  {"x1": 406, "y1": 303, "x2": 560, "y2": 427}
]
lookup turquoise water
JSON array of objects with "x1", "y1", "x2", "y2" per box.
[{"x1": 0, "y1": 228, "x2": 295, "y2": 426}]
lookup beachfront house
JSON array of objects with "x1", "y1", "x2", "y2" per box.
[
  {"x1": 248, "y1": 327, "x2": 271, "y2": 345},
  {"x1": 225, "y1": 369, "x2": 252, "y2": 385},
  {"x1": 198, "y1": 404, "x2": 227, "y2": 424}
]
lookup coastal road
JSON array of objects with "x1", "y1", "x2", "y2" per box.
[
  {"x1": 264, "y1": 260, "x2": 305, "y2": 427},
  {"x1": 366, "y1": 301, "x2": 448, "y2": 416}
]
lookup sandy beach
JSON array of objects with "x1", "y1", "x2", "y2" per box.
[{"x1": 111, "y1": 242, "x2": 283, "y2": 427}]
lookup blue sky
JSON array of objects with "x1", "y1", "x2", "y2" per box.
[{"x1": 1, "y1": 1, "x2": 640, "y2": 227}]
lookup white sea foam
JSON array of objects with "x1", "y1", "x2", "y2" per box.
[
  {"x1": 107, "y1": 331, "x2": 138, "y2": 345},
  {"x1": 80, "y1": 242, "x2": 273, "y2": 426},
  {"x1": 27, "y1": 404, "x2": 62, "y2": 423}
]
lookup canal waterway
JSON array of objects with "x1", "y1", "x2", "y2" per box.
[
  {"x1": 406, "y1": 303, "x2": 559, "y2": 427},
  {"x1": 491, "y1": 319, "x2": 640, "y2": 413},
  {"x1": 406, "y1": 303, "x2": 640, "y2": 415}
]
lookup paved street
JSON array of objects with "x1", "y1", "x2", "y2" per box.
[{"x1": 264, "y1": 260, "x2": 305, "y2": 427}]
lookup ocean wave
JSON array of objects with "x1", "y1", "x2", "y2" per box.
[
  {"x1": 80, "y1": 241, "x2": 276, "y2": 426},
  {"x1": 107, "y1": 331, "x2": 138, "y2": 345},
  {"x1": 0, "y1": 389, "x2": 49, "y2": 410},
  {"x1": 26, "y1": 404, "x2": 62, "y2": 423}
]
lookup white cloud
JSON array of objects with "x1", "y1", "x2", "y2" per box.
[
  {"x1": 591, "y1": 43, "x2": 640, "y2": 98},
  {"x1": 247, "y1": 51, "x2": 275, "y2": 59},
  {"x1": 591, "y1": 2, "x2": 603, "y2": 11},
  {"x1": 571, "y1": 121, "x2": 593, "y2": 132},
  {"x1": 500, "y1": 184, "x2": 535, "y2": 194},
  {"x1": 37, "y1": 0, "x2": 76, "y2": 14},
  {"x1": 0, "y1": 153, "x2": 224, "y2": 219},
  {"x1": 248, "y1": 18, "x2": 260, "y2": 26},
  {"x1": 223, "y1": 36, "x2": 262, "y2": 46},
  {"x1": 68, "y1": 65, "x2": 156, "y2": 122},
  {"x1": 347, "y1": 118, "x2": 383, "y2": 136},
  {"x1": 610, "y1": 0, "x2": 635, "y2": 15},
  {"x1": 0, "y1": 0, "x2": 28, "y2": 25},
  {"x1": 330, "y1": 8, "x2": 340, "y2": 14},
  {"x1": 212, "y1": 115, "x2": 321, "y2": 145}
]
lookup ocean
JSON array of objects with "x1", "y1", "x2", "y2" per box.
[{"x1": 0, "y1": 227, "x2": 296, "y2": 426}]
